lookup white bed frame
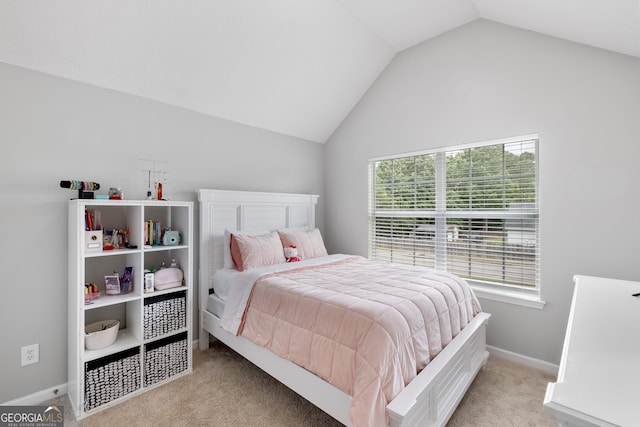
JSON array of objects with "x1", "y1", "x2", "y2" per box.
[{"x1": 198, "y1": 189, "x2": 490, "y2": 427}]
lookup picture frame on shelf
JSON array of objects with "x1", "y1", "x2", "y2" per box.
[{"x1": 105, "y1": 274, "x2": 121, "y2": 295}]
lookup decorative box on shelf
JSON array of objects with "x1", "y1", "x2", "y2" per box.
[{"x1": 85, "y1": 230, "x2": 103, "y2": 252}]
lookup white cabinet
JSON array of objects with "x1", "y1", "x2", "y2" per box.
[
  {"x1": 544, "y1": 275, "x2": 640, "y2": 427},
  {"x1": 68, "y1": 200, "x2": 193, "y2": 419}
]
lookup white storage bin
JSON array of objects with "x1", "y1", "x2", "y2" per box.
[{"x1": 85, "y1": 320, "x2": 119, "y2": 350}]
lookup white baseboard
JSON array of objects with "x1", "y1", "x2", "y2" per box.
[
  {"x1": 3, "y1": 345, "x2": 556, "y2": 406},
  {"x1": 488, "y1": 345, "x2": 559, "y2": 376},
  {"x1": 2, "y1": 383, "x2": 68, "y2": 406},
  {"x1": 3, "y1": 346, "x2": 203, "y2": 406}
]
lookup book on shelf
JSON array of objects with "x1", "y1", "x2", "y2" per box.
[
  {"x1": 85, "y1": 209, "x2": 102, "y2": 231},
  {"x1": 145, "y1": 220, "x2": 162, "y2": 246}
]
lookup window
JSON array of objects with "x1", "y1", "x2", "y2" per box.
[{"x1": 369, "y1": 135, "x2": 539, "y2": 297}]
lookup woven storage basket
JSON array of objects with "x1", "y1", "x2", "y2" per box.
[
  {"x1": 144, "y1": 332, "x2": 188, "y2": 387},
  {"x1": 143, "y1": 291, "x2": 186, "y2": 340},
  {"x1": 84, "y1": 348, "x2": 140, "y2": 411}
]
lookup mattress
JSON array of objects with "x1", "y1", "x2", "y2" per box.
[
  {"x1": 212, "y1": 267, "x2": 238, "y2": 300},
  {"x1": 207, "y1": 292, "x2": 225, "y2": 317},
  {"x1": 206, "y1": 268, "x2": 237, "y2": 317}
]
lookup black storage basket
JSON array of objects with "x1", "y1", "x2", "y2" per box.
[
  {"x1": 143, "y1": 291, "x2": 186, "y2": 340},
  {"x1": 84, "y1": 347, "x2": 140, "y2": 411},
  {"x1": 144, "y1": 331, "x2": 188, "y2": 387}
]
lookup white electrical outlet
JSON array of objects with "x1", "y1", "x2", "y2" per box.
[{"x1": 21, "y1": 343, "x2": 39, "y2": 366}]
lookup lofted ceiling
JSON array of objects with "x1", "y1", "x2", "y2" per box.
[{"x1": 1, "y1": 1, "x2": 639, "y2": 143}]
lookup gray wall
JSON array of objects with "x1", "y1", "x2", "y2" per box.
[
  {"x1": 324, "y1": 19, "x2": 640, "y2": 365},
  {"x1": 0, "y1": 62, "x2": 324, "y2": 403}
]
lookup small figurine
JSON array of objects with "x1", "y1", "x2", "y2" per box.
[{"x1": 284, "y1": 245, "x2": 301, "y2": 262}]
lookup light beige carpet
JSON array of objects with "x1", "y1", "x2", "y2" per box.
[{"x1": 49, "y1": 341, "x2": 557, "y2": 426}]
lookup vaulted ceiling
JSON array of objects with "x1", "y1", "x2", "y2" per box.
[{"x1": 1, "y1": 1, "x2": 638, "y2": 143}]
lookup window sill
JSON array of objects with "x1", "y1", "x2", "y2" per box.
[{"x1": 470, "y1": 283, "x2": 546, "y2": 310}]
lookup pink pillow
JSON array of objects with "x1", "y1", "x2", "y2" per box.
[
  {"x1": 229, "y1": 234, "x2": 244, "y2": 271},
  {"x1": 278, "y1": 229, "x2": 328, "y2": 260},
  {"x1": 230, "y1": 231, "x2": 286, "y2": 271}
]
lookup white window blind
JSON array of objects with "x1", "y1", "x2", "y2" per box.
[{"x1": 369, "y1": 135, "x2": 539, "y2": 290}]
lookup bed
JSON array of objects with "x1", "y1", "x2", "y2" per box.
[{"x1": 198, "y1": 189, "x2": 491, "y2": 427}]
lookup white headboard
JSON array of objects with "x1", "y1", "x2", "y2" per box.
[{"x1": 197, "y1": 189, "x2": 319, "y2": 314}]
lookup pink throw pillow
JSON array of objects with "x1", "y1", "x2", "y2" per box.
[
  {"x1": 231, "y1": 231, "x2": 286, "y2": 271},
  {"x1": 278, "y1": 229, "x2": 328, "y2": 260}
]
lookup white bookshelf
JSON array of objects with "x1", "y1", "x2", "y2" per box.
[{"x1": 68, "y1": 199, "x2": 193, "y2": 419}]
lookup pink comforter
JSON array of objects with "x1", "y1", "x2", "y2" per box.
[{"x1": 238, "y1": 256, "x2": 481, "y2": 427}]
